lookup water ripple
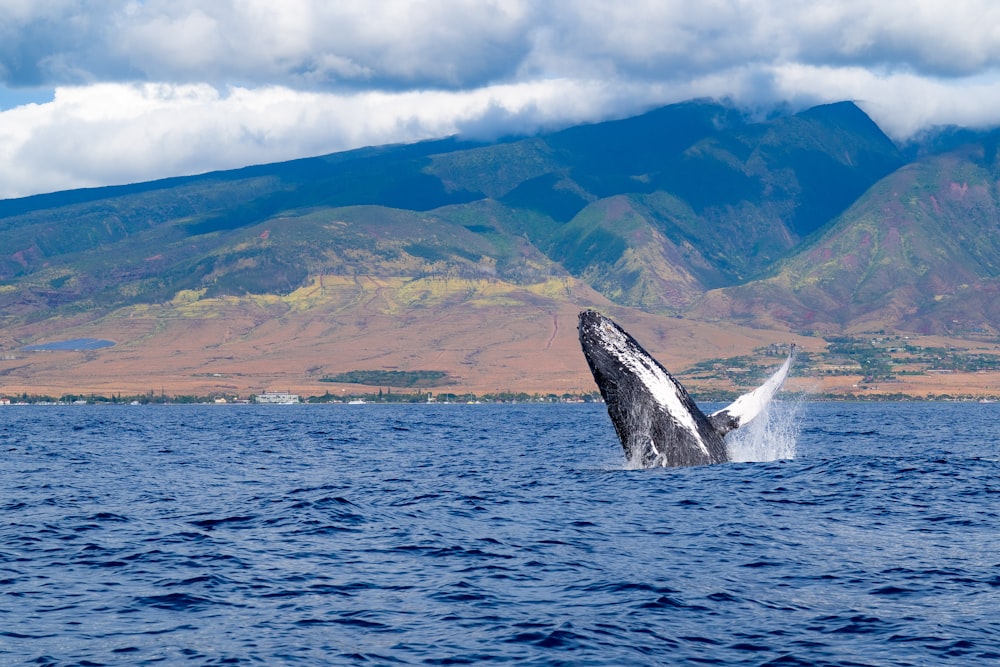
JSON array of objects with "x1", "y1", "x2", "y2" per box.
[{"x1": 0, "y1": 403, "x2": 998, "y2": 664}]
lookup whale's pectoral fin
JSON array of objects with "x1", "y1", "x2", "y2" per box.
[{"x1": 708, "y1": 345, "x2": 796, "y2": 436}]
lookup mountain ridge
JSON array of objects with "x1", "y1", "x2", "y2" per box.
[{"x1": 2, "y1": 99, "x2": 1000, "y2": 397}]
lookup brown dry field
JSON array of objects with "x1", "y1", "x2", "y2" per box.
[
  {"x1": 1, "y1": 304, "x2": 808, "y2": 397},
  {"x1": 2, "y1": 276, "x2": 998, "y2": 400}
]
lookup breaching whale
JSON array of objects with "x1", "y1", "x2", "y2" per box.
[{"x1": 578, "y1": 310, "x2": 795, "y2": 468}]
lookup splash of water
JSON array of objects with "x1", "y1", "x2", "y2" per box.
[{"x1": 725, "y1": 397, "x2": 805, "y2": 463}]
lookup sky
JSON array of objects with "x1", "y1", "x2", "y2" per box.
[{"x1": 3, "y1": 0, "x2": 1000, "y2": 199}]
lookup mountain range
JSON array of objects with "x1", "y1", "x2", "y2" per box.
[{"x1": 2, "y1": 99, "x2": 1000, "y2": 397}]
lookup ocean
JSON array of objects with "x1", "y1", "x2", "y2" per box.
[{"x1": 1, "y1": 402, "x2": 997, "y2": 666}]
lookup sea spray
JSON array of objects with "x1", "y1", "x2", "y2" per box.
[
  {"x1": 725, "y1": 397, "x2": 805, "y2": 463},
  {"x1": 616, "y1": 397, "x2": 806, "y2": 469}
]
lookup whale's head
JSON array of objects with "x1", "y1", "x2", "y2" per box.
[
  {"x1": 578, "y1": 309, "x2": 682, "y2": 408},
  {"x1": 577, "y1": 309, "x2": 629, "y2": 368},
  {"x1": 578, "y1": 310, "x2": 656, "y2": 382}
]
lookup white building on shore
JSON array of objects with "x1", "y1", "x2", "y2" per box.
[{"x1": 254, "y1": 391, "x2": 300, "y2": 404}]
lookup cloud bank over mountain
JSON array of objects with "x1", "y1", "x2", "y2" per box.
[{"x1": 2, "y1": 1, "x2": 1000, "y2": 198}]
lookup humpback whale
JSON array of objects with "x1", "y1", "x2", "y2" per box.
[{"x1": 578, "y1": 310, "x2": 795, "y2": 468}]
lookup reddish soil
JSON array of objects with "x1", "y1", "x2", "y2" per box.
[{"x1": 2, "y1": 279, "x2": 997, "y2": 400}]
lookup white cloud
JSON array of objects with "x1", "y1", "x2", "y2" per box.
[
  {"x1": 92, "y1": 0, "x2": 534, "y2": 88},
  {"x1": 769, "y1": 63, "x2": 1000, "y2": 138},
  {"x1": 0, "y1": 79, "x2": 651, "y2": 198},
  {"x1": 10, "y1": 1, "x2": 1000, "y2": 89},
  {"x1": 4, "y1": 1, "x2": 1000, "y2": 198}
]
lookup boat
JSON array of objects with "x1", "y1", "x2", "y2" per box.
[{"x1": 255, "y1": 391, "x2": 300, "y2": 404}]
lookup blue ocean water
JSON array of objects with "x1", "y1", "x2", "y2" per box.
[{"x1": 1, "y1": 402, "x2": 998, "y2": 666}]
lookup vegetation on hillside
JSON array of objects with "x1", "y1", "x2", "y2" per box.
[
  {"x1": 320, "y1": 370, "x2": 455, "y2": 388},
  {"x1": 0, "y1": 99, "x2": 914, "y2": 329},
  {"x1": 682, "y1": 335, "x2": 1000, "y2": 391}
]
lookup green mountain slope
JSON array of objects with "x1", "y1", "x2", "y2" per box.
[
  {"x1": 0, "y1": 99, "x2": 906, "y2": 324},
  {"x1": 3, "y1": 96, "x2": 997, "y2": 356},
  {"x1": 694, "y1": 143, "x2": 1000, "y2": 335},
  {"x1": 545, "y1": 194, "x2": 711, "y2": 311}
]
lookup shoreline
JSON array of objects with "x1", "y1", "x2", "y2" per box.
[{"x1": 3, "y1": 388, "x2": 999, "y2": 405}]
